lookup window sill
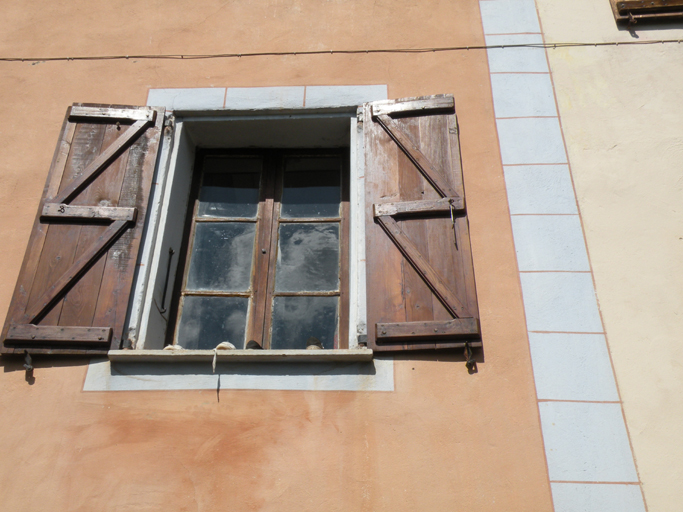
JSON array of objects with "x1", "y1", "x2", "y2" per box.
[{"x1": 108, "y1": 348, "x2": 373, "y2": 363}]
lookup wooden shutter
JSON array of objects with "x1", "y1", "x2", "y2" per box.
[
  {"x1": 1, "y1": 103, "x2": 164, "y2": 355},
  {"x1": 363, "y1": 95, "x2": 481, "y2": 352}
]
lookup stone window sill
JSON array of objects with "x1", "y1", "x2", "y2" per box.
[{"x1": 108, "y1": 348, "x2": 373, "y2": 363}]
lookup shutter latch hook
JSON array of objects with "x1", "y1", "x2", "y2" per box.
[
  {"x1": 449, "y1": 199, "x2": 458, "y2": 250},
  {"x1": 23, "y1": 350, "x2": 34, "y2": 381},
  {"x1": 464, "y1": 342, "x2": 477, "y2": 373}
]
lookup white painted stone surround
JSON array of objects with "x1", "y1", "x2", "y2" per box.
[{"x1": 479, "y1": 1, "x2": 646, "y2": 511}]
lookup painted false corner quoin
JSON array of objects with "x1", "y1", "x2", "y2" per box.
[{"x1": 1, "y1": 103, "x2": 164, "y2": 355}]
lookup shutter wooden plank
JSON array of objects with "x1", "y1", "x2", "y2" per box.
[
  {"x1": 373, "y1": 197, "x2": 463, "y2": 217},
  {"x1": 375, "y1": 113, "x2": 459, "y2": 199},
  {"x1": 376, "y1": 215, "x2": 472, "y2": 319},
  {"x1": 371, "y1": 95, "x2": 454, "y2": 117},
  {"x1": 55, "y1": 118, "x2": 150, "y2": 204},
  {"x1": 6, "y1": 325, "x2": 112, "y2": 345},
  {"x1": 70, "y1": 106, "x2": 155, "y2": 122},
  {"x1": 42, "y1": 204, "x2": 137, "y2": 222},
  {"x1": 24, "y1": 220, "x2": 129, "y2": 323},
  {"x1": 1, "y1": 103, "x2": 164, "y2": 355},
  {"x1": 59, "y1": 123, "x2": 134, "y2": 328},
  {"x1": 376, "y1": 318, "x2": 480, "y2": 340},
  {"x1": 363, "y1": 105, "x2": 407, "y2": 331},
  {"x1": 27, "y1": 122, "x2": 109, "y2": 327},
  {"x1": 92, "y1": 115, "x2": 162, "y2": 344}
]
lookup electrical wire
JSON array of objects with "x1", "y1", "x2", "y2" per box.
[{"x1": 2, "y1": 38, "x2": 682, "y2": 63}]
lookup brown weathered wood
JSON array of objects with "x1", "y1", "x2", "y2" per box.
[
  {"x1": 2, "y1": 104, "x2": 164, "y2": 355},
  {"x1": 24, "y1": 220, "x2": 129, "y2": 323},
  {"x1": 376, "y1": 215, "x2": 472, "y2": 319},
  {"x1": 93, "y1": 109, "x2": 164, "y2": 350},
  {"x1": 70, "y1": 106, "x2": 155, "y2": 122},
  {"x1": 375, "y1": 113, "x2": 459, "y2": 198},
  {"x1": 6, "y1": 325, "x2": 112, "y2": 345},
  {"x1": 373, "y1": 197, "x2": 463, "y2": 217},
  {"x1": 42, "y1": 203, "x2": 137, "y2": 222},
  {"x1": 376, "y1": 318, "x2": 480, "y2": 340},
  {"x1": 620, "y1": 0, "x2": 683, "y2": 9},
  {"x1": 610, "y1": 0, "x2": 683, "y2": 20},
  {"x1": 54, "y1": 118, "x2": 150, "y2": 204},
  {"x1": 371, "y1": 95, "x2": 454, "y2": 117}
]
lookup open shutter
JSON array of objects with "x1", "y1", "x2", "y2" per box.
[
  {"x1": 1, "y1": 103, "x2": 164, "y2": 355},
  {"x1": 363, "y1": 95, "x2": 481, "y2": 352}
]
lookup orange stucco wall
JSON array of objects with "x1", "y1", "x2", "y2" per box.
[{"x1": 0, "y1": 1, "x2": 553, "y2": 510}]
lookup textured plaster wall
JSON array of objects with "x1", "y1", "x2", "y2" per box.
[
  {"x1": 0, "y1": 1, "x2": 553, "y2": 511},
  {"x1": 536, "y1": 1, "x2": 683, "y2": 510}
]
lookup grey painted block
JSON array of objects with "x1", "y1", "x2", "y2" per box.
[
  {"x1": 224, "y1": 86, "x2": 305, "y2": 109},
  {"x1": 511, "y1": 215, "x2": 590, "y2": 271},
  {"x1": 305, "y1": 85, "x2": 388, "y2": 108},
  {"x1": 491, "y1": 73, "x2": 557, "y2": 118},
  {"x1": 147, "y1": 88, "x2": 226, "y2": 110},
  {"x1": 479, "y1": 0, "x2": 541, "y2": 35},
  {"x1": 496, "y1": 117, "x2": 567, "y2": 165},
  {"x1": 504, "y1": 165, "x2": 577, "y2": 214},
  {"x1": 551, "y1": 483, "x2": 646, "y2": 512},
  {"x1": 84, "y1": 357, "x2": 394, "y2": 392},
  {"x1": 485, "y1": 34, "x2": 549, "y2": 73},
  {"x1": 540, "y1": 402, "x2": 639, "y2": 482},
  {"x1": 529, "y1": 333, "x2": 619, "y2": 401},
  {"x1": 520, "y1": 272, "x2": 603, "y2": 333}
]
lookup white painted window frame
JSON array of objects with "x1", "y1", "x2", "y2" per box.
[{"x1": 124, "y1": 107, "x2": 369, "y2": 353}]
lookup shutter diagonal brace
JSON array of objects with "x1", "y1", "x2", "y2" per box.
[
  {"x1": 54, "y1": 118, "x2": 151, "y2": 205},
  {"x1": 24, "y1": 219, "x2": 130, "y2": 324},
  {"x1": 376, "y1": 215, "x2": 472, "y2": 319},
  {"x1": 375, "y1": 113, "x2": 460, "y2": 200}
]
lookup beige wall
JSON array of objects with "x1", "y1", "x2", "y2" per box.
[
  {"x1": 536, "y1": 1, "x2": 683, "y2": 510},
  {"x1": 0, "y1": 1, "x2": 554, "y2": 510}
]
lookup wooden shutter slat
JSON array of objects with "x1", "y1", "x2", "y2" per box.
[
  {"x1": 55, "y1": 118, "x2": 151, "y2": 204},
  {"x1": 377, "y1": 318, "x2": 480, "y2": 340},
  {"x1": 24, "y1": 220, "x2": 129, "y2": 323},
  {"x1": 373, "y1": 197, "x2": 463, "y2": 217},
  {"x1": 375, "y1": 113, "x2": 459, "y2": 199},
  {"x1": 364, "y1": 95, "x2": 480, "y2": 352},
  {"x1": 376, "y1": 215, "x2": 472, "y2": 319},
  {"x1": 6, "y1": 325, "x2": 112, "y2": 345},
  {"x1": 371, "y1": 96, "x2": 454, "y2": 117},
  {"x1": 1, "y1": 103, "x2": 164, "y2": 354},
  {"x1": 70, "y1": 105, "x2": 156, "y2": 121},
  {"x1": 42, "y1": 204, "x2": 137, "y2": 222}
]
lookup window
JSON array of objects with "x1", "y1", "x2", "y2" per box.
[
  {"x1": 168, "y1": 150, "x2": 349, "y2": 350},
  {"x1": 1, "y1": 94, "x2": 482, "y2": 357}
]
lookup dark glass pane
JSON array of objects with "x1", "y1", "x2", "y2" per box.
[
  {"x1": 281, "y1": 157, "x2": 341, "y2": 218},
  {"x1": 275, "y1": 223, "x2": 339, "y2": 292},
  {"x1": 198, "y1": 157, "x2": 261, "y2": 218},
  {"x1": 187, "y1": 223, "x2": 256, "y2": 292},
  {"x1": 177, "y1": 296, "x2": 249, "y2": 349},
  {"x1": 270, "y1": 296, "x2": 338, "y2": 349}
]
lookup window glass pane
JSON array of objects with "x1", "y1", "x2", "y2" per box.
[
  {"x1": 177, "y1": 296, "x2": 249, "y2": 350},
  {"x1": 198, "y1": 157, "x2": 261, "y2": 218},
  {"x1": 281, "y1": 157, "x2": 341, "y2": 218},
  {"x1": 275, "y1": 223, "x2": 339, "y2": 292},
  {"x1": 187, "y1": 222, "x2": 256, "y2": 292},
  {"x1": 271, "y1": 296, "x2": 338, "y2": 349}
]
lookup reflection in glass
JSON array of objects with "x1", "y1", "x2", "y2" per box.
[
  {"x1": 275, "y1": 223, "x2": 339, "y2": 292},
  {"x1": 177, "y1": 296, "x2": 248, "y2": 349},
  {"x1": 198, "y1": 157, "x2": 261, "y2": 218},
  {"x1": 281, "y1": 157, "x2": 340, "y2": 218},
  {"x1": 271, "y1": 296, "x2": 338, "y2": 349},
  {"x1": 187, "y1": 223, "x2": 256, "y2": 292}
]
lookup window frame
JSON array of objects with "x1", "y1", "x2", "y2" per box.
[
  {"x1": 166, "y1": 147, "x2": 351, "y2": 350},
  {"x1": 125, "y1": 108, "x2": 368, "y2": 355}
]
